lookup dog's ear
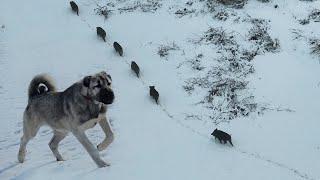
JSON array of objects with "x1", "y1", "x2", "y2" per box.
[
  {"x1": 99, "y1": 71, "x2": 112, "y2": 82},
  {"x1": 83, "y1": 76, "x2": 91, "y2": 87},
  {"x1": 100, "y1": 71, "x2": 107, "y2": 76},
  {"x1": 107, "y1": 74, "x2": 112, "y2": 81}
]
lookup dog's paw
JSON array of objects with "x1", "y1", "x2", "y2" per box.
[
  {"x1": 56, "y1": 157, "x2": 65, "y2": 162},
  {"x1": 97, "y1": 137, "x2": 114, "y2": 151},
  {"x1": 97, "y1": 144, "x2": 106, "y2": 151},
  {"x1": 97, "y1": 160, "x2": 110, "y2": 168},
  {"x1": 18, "y1": 157, "x2": 25, "y2": 163},
  {"x1": 18, "y1": 150, "x2": 26, "y2": 163}
]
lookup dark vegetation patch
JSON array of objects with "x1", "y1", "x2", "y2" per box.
[
  {"x1": 299, "y1": 9, "x2": 320, "y2": 25},
  {"x1": 247, "y1": 18, "x2": 280, "y2": 53},
  {"x1": 211, "y1": 0, "x2": 248, "y2": 9},
  {"x1": 182, "y1": 18, "x2": 280, "y2": 124},
  {"x1": 291, "y1": 29, "x2": 320, "y2": 59},
  {"x1": 117, "y1": 0, "x2": 162, "y2": 13},
  {"x1": 174, "y1": 8, "x2": 197, "y2": 18},
  {"x1": 94, "y1": 5, "x2": 113, "y2": 19},
  {"x1": 177, "y1": 54, "x2": 205, "y2": 71},
  {"x1": 309, "y1": 38, "x2": 320, "y2": 57},
  {"x1": 157, "y1": 42, "x2": 180, "y2": 60},
  {"x1": 213, "y1": 9, "x2": 237, "y2": 21}
]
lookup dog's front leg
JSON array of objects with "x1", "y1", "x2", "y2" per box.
[
  {"x1": 97, "y1": 116, "x2": 114, "y2": 151},
  {"x1": 72, "y1": 128, "x2": 109, "y2": 168}
]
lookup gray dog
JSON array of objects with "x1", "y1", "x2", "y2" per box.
[{"x1": 18, "y1": 71, "x2": 115, "y2": 167}]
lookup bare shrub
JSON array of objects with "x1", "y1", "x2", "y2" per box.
[
  {"x1": 94, "y1": 5, "x2": 113, "y2": 19},
  {"x1": 157, "y1": 42, "x2": 180, "y2": 59},
  {"x1": 118, "y1": 0, "x2": 162, "y2": 13},
  {"x1": 310, "y1": 38, "x2": 320, "y2": 56}
]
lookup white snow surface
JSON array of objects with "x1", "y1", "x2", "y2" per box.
[{"x1": 0, "y1": 0, "x2": 320, "y2": 180}]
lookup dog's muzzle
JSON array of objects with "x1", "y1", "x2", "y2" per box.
[{"x1": 99, "y1": 88, "x2": 114, "y2": 105}]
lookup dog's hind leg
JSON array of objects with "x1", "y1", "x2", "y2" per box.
[
  {"x1": 97, "y1": 116, "x2": 114, "y2": 151},
  {"x1": 49, "y1": 131, "x2": 67, "y2": 161},
  {"x1": 18, "y1": 115, "x2": 41, "y2": 163},
  {"x1": 72, "y1": 128, "x2": 109, "y2": 168}
]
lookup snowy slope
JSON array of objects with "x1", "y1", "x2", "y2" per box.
[{"x1": 0, "y1": 0, "x2": 319, "y2": 180}]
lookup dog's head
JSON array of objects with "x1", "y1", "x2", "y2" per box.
[
  {"x1": 81, "y1": 71, "x2": 114, "y2": 105},
  {"x1": 211, "y1": 128, "x2": 218, "y2": 136}
]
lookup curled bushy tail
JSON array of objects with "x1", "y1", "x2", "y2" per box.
[{"x1": 28, "y1": 74, "x2": 56, "y2": 99}]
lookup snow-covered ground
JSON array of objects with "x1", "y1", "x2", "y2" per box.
[{"x1": 0, "y1": 0, "x2": 319, "y2": 179}]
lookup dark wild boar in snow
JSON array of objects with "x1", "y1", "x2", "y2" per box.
[
  {"x1": 96, "y1": 27, "x2": 106, "y2": 42},
  {"x1": 70, "y1": 1, "x2": 79, "y2": 16},
  {"x1": 131, "y1": 61, "x2": 140, "y2": 77},
  {"x1": 211, "y1": 128, "x2": 233, "y2": 146},
  {"x1": 113, "y1": 42, "x2": 123, "y2": 56},
  {"x1": 149, "y1": 86, "x2": 159, "y2": 104}
]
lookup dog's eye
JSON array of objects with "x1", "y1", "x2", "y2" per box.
[
  {"x1": 107, "y1": 81, "x2": 111, "y2": 86},
  {"x1": 94, "y1": 81, "x2": 102, "y2": 89},
  {"x1": 107, "y1": 74, "x2": 112, "y2": 81},
  {"x1": 94, "y1": 84, "x2": 101, "y2": 89}
]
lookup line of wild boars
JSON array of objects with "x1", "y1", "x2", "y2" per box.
[
  {"x1": 66, "y1": 4, "x2": 230, "y2": 148},
  {"x1": 131, "y1": 61, "x2": 140, "y2": 77},
  {"x1": 211, "y1": 128, "x2": 233, "y2": 146},
  {"x1": 113, "y1": 42, "x2": 123, "y2": 56},
  {"x1": 149, "y1": 86, "x2": 159, "y2": 104},
  {"x1": 96, "y1": 27, "x2": 106, "y2": 42},
  {"x1": 70, "y1": 1, "x2": 79, "y2": 16},
  {"x1": 67, "y1": 4, "x2": 161, "y2": 107}
]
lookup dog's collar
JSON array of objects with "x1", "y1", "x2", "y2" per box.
[
  {"x1": 82, "y1": 95, "x2": 102, "y2": 106},
  {"x1": 82, "y1": 95, "x2": 93, "y2": 101}
]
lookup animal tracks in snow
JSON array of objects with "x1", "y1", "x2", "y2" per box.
[{"x1": 69, "y1": 3, "x2": 318, "y2": 180}]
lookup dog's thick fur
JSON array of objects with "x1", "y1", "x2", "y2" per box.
[
  {"x1": 28, "y1": 74, "x2": 56, "y2": 98},
  {"x1": 211, "y1": 128, "x2": 233, "y2": 146},
  {"x1": 18, "y1": 71, "x2": 115, "y2": 167},
  {"x1": 37, "y1": 83, "x2": 49, "y2": 94}
]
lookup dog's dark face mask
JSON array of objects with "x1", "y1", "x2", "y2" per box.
[
  {"x1": 82, "y1": 71, "x2": 115, "y2": 105},
  {"x1": 99, "y1": 88, "x2": 114, "y2": 104}
]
